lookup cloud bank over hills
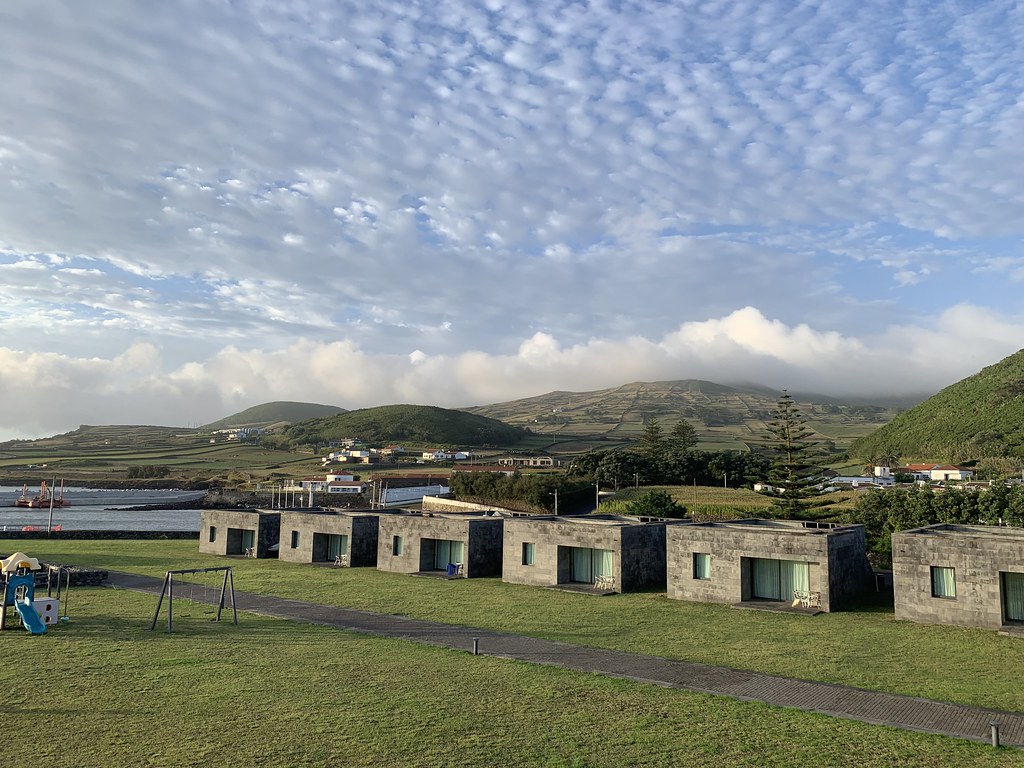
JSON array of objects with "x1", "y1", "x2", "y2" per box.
[{"x1": 1, "y1": 2, "x2": 1022, "y2": 438}]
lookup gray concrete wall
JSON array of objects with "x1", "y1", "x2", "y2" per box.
[
  {"x1": 827, "y1": 529, "x2": 875, "y2": 607},
  {"x1": 199, "y1": 509, "x2": 280, "y2": 558},
  {"x1": 666, "y1": 521, "x2": 869, "y2": 612},
  {"x1": 277, "y1": 510, "x2": 380, "y2": 566},
  {"x1": 501, "y1": 516, "x2": 668, "y2": 593},
  {"x1": 892, "y1": 524, "x2": 1024, "y2": 629},
  {"x1": 620, "y1": 524, "x2": 669, "y2": 592},
  {"x1": 376, "y1": 514, "x2": 503, "y2": 577}
]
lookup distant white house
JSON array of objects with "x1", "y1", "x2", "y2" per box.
[
  {"x1": 498, "y1": 456, "x2": 555, "y2": 468},
  {"x1": 421, "y1": 449, "x2": 471, "y2": 462},
  {"x1": 903, "y1": 464, "x2": 976, "y2": 482},
  {"x1": 327, "y1": 481, "x2": 368, "y2": 494}
]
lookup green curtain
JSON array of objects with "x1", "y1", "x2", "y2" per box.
[
  {"x1": 433, "y1": 539, "x2": 465, "y2": 569},
  {"x1": 570, "y1": 547, "x2": 613, "y2": 583},
  {"x1": 571, "y1": 547, "x2": 592, "y2": 582},
  {"x1": 752, "y1": 558, "x2": 780, "y2": 599},
  {"x1": 240, "y1": 529, "x2": 255, "y2": 551},
  {"x1": 780, "y1": 560, "x2": 809, "y2": 598},
  {"x1": 595, "y1": 549, "x2": 613, "y2": 578},
  {"x1": 931, "y1": 566, "x2": 956, "y2": 598},
  {"x1": 752, "y1": 558, "x2": 809, "y2": 600},
  {"x1": 328, "y1": 534, "x2": 348, "y2": 560},
  {"x1": 1004, "y1": 572, "x2": 1024, "y2": 621},
  {"x1": 450, "y1": 540, "x2": 465, "y2": 565},
  {"x1": 693, "y1": 553, "x2": 710, "y2": 580}
]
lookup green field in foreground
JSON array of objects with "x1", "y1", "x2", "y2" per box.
[
  {"x1": 0, "y1": 587, "x2": 1017, "y2": 768},
  {"x1": 8, "y1": 539, "x2": 1024, "y2": 718}
]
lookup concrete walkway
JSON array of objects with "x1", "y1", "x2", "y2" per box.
[{"x1": 107, "y1": 571, "x2": 1023, "y2": 749}]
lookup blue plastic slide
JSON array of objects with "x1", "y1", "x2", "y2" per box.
[{"x1": 14, "y1": 599, "x2": 46, "y2": 634}]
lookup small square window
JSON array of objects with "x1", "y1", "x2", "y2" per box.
[
  {"x1": 522, "y1": 542, "x2": 536, "y2": 566},
  {"x1": 208, "y1": 526, "x2": 217, "y2": 543},
  {"x1": 290, "y1": 530, "x2": 300, "y2": 549},
  {"x1": 931, "y1": 566, "x2": 956, "y2": 598},
  {"x1": 393, "y1": 535, "x2": 404, "y2": 556},
  {"x1": 693, "y1": 552, "x2": 711, "y2": 580}
]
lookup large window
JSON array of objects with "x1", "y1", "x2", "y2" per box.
[
  {"x1": 693, "y1": 553, "x2": 711, "y2": 580},
  {"x1": 931, "y1": 566, "x2": 956, "y2": 598},
  {"x1": 430, "y1": 539, "x2": 465, "y2": 570},
  {"x1": 392, "y1": 535, "x2": 404, "y2": 556},
  {"x1": 751, "y1": 558, "x2": 809, "y2": 601},
  {"x1": 327, "y1": 534, "x2": 348, "y2": 561},
  {"x1": 569, "y1": 547, "x2": 613, "y2": 584},
  {"x1": 1003, "y1": 572, "x2": 1024, "y2": 622},
  {"x1": 522, "y1": 542, "x2": 536, "y2": 566}
]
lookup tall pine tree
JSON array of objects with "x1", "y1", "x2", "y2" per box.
[{"x1": 764, "y1": 391, "x2": 824, "y2": 516}]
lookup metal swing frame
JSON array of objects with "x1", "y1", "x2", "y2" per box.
[{"x1": 149, "y1": 566, "x2": 237, "y2": 633}]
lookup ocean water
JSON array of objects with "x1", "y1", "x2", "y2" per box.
[{"x1": 1, "y1": 486, "x2": 204, "y2": 531}]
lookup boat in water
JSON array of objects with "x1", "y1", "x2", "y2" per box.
[{"x1": 14, "y1": 479, "x2": 70, "y2": 508}]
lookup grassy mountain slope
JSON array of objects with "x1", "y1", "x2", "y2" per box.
[
  {"x1": 465, "y1": 380, "x2": 901, "y2": 450},
  {"x1": 204, "y1": 401, "x2": 347, "y2": 430},
  {"x1": 850, "y1": 349, "x2": 1024, "y2": 462},
  {"x1": 283, "y1": 404, "x2": 527, "y2": 446}
]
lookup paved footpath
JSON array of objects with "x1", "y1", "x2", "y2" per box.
[{"x1": 107, "y1": 570, "x2": 1024, "y2": 749}]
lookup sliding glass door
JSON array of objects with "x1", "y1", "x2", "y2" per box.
[
  {"x1": 1003, "y1": 572, "x2": 1024, "y2": 622},
  {"x1": 569, "y1": 547, "x2": 613, "y2": 584},
  {"x1": 751, "y1": 558, "x2": 809, "y2": 601}
]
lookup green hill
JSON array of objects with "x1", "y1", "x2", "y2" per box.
[
  {"x1": 204, "y1": 401, "x2": 347, "y2": 430},
  {"x1": 850, "y1": 349, "x2": 1024, "y2": 462},
  {"x1": 465, "y1": 380, "x2": 903, "y2": 451},
  {"x1": 282, "y1": 404, "x2": 527, "y2": 446}
]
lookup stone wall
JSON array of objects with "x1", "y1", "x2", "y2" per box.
[
  {"x1": 376, "y1": 514, "x2": 503, "y2": 577},
  {"x1": 37, "y1": 563, "x2": 108, "y2": 587},
  {"x1": 502, "y1": 516, "x2": 670, "y2": 593},
  {"x1": 892, "y1": 524, "x2": 1024, "y2": 629},
  {"x1": 277, "y1": 510, "x2": 380, "y2": 566},
  {"x1": 1, "y1": 530, "x2": 197, "y2": 541},
  {"x1": 666, "y1": 520, "x2": 870, "y2": 612},
  {"x1": 420, "y1": 497, "x2": 516, "y2": 514},
  {"x1": 199, "y1": 510, "x2": 280, "y2": 557}
]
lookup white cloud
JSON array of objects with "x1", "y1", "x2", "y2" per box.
[
  {"x1": 1, "y1": 306, "x2": 1021, "y2": 440},
  {"x1": 0, "y1": 2, "x2": 1022, "y2": 436}
]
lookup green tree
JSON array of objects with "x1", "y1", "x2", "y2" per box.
[
  {"x1": 637, "y1": 417, "x2": 665, "y2": 461},
  {"x1": 763, "y1": 391, "x2": 824, "y2": 516},
  {"x1": 667, "y1": 419, "x2": 698, "y2": 456},
  {"x1": 626, "y1": 489, "x2": 687, "y2": 518}
]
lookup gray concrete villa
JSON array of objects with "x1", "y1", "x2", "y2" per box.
[
  {"x1": 502, "y1": 514, "x2": 680, "y2": 593},
  {"x1": 199, "y1": 509, "x2": 281, "y2": 558},
  {"x1": 666, "y1": 519, "x2": 874, "y2": 612},
  {"x1": 892, "y1": 523, "x2": 1024, "y2": 630},
  {"x1": 277, "y1": 509, "x2": 389, "y2": 566},
  {"x1": 376, "y1": 511, "x2": 504, "y2": 577}
]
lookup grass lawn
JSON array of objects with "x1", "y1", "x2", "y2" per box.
[
  {"x1": 7, "y1": 539, "x2": 1024, "y2": 717},
  {"x1": 1, "y1": 587, "x2": 1018, "y2": 767}
]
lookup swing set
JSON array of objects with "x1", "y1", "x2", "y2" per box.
[{"x1": 149, "y1": 566, "x2": 237, "y2": 633}]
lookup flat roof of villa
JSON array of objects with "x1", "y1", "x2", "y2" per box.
[
  {"x1": 682, "y1": 518, "x2": 860, "y2": 535},
  {"x1": 897, "y1": 523, "x2": 1024, "y2": 541},
  {"x1": 510, "y1": 514, "x2": 686, "y2": 528}
]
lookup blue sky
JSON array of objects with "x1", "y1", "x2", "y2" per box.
[{"x1": 1, "y1": 0, "x2": 1023, "y2": 439}]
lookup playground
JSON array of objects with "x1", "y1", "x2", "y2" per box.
[{"x1": 0, "y1": 551, "x2": 70, "y2": 634}]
